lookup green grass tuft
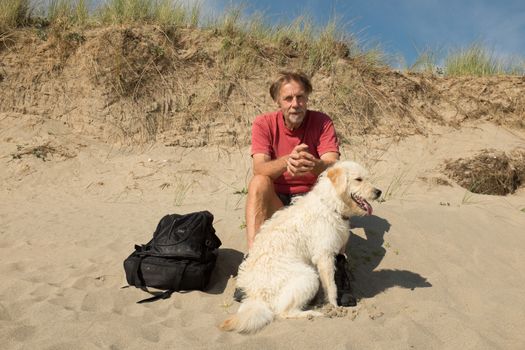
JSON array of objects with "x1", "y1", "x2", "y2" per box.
[
  {"x1": 410, "y1": 43, "x2": 525, "y2": 76},
  {"x1": 445, "y1": 43, "x2": 509, "y2": 76},
  {"x1": 0, "y1": 0, "x2": 30, "y2": 34},
  {"x1": 47, "y1": 0, "x2": 90, "y2": 28},
  {"x1": 97, "y1": 0, "x2": 201, "y2": 27}
]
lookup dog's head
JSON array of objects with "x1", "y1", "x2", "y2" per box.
[{"x1": 326, "y1": 161, "x2": 381, "y2": 217}]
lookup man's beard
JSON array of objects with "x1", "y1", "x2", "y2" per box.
[{"x1": 285, "y1": 110, "x2": 305, "y2": 127}]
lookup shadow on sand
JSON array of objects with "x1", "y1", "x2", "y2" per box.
[
  {"x1": 208, "y1": 216, "x2": 431, "y2": 299},
  {"x1": 207, "y1": 248, "x2": 245, "y2": 295},
  {"x1": 347, "y1": 215, "x2": 432, "y2": 299}
]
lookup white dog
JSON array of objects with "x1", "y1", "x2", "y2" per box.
[{"x1": 220, "y1": 161, "x2": 381, "y2": 333}]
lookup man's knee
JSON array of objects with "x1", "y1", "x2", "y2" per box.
[{"x1": 247, "y1": 175, "x2": 274, "y2": 197}]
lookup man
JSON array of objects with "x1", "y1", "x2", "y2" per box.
[{"x1": 238, "y1": 71, "x2": 356, "y2": 307}]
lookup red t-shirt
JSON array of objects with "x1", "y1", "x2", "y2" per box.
[{"x1": 251, "y1": 110, "x2": 339, "y2": 194}]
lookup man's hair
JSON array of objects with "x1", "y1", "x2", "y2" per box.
[{"x1": 269, "y1": 71, "x2": 313, "y2": 102}]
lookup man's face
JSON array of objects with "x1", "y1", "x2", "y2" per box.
[{"x1": 277, "y1": 80, "x2": 309, "y2": 130}]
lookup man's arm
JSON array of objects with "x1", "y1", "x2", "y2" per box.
[
  {"x1": 311, "y1": 151, "x2": 339, "y2": 176},
  {"x1": 252, "y1": 153, "x2": 288, "y2": 180}
]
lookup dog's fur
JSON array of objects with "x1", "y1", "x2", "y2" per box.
[{"x1": 220, "y1": 161, "x2": 381, "y2": 333}]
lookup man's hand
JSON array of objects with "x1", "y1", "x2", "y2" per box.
[{"x1": 286, "y1": 144, "x2": 316, "y2": 176}]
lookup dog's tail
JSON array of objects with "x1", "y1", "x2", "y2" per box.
[{"x1": 219, "y1": 299, "x2": 274, "y2": 333}]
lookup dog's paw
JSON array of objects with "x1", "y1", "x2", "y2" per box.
[
  {"x1": 306, "y1": 310, "x2": 324, "y2": 320},
  {"x1": 321, "y1": 304, "x2": 348, "y2": 318},
  {"x1": 326, "y1": 297, "x2": 338, "y2": 306}
]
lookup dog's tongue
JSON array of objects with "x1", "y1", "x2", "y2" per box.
[{"x1": 363, "y1": 200, "x2": 373, "y2": 215}]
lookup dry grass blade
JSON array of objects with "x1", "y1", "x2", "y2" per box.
[
  {"x1": 10, "y1": 142, "x2": 76, "y2": 161},
  {"x1": 0, "y1": 30, "x2": 17, "y2": 48}
]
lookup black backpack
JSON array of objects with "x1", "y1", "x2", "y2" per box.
[{"x1": 123, "y1": 211, "x2": 222, "y2": 303}]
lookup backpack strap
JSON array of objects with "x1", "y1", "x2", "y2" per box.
[
  {"x1": 137, "y1": 289, "x2": 174, "y2": 304},
  {"x1": 136, "y1": 260, "x2": 188, "y2": 304}
]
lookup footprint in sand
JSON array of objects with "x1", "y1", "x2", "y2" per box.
[
  {"x1": 8, "y1": 325, "x2": 37, "y2": 342},
  {"x1": 80, "y1": 289, "x2": 116, "y2": 312},
  {"x1": 140, "y1": 325, "x2": 161, "y2": 343},
  {"x1": 0, "y1": 303, "x2": 12, "y2": 321}
]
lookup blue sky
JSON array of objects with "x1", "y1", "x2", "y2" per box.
[{"x1": 204, "y1": 0, "x2": 525, "y2": 67}]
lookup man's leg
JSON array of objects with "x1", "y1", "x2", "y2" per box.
[
  {"x1": 334, "y1": 254, "x2": 357, "y2": 307},
  {"x1": 335, "y1": 235, "x2": 356, "y2": 307},
  {"x1": 245, "y1": 174, "x2": 283, "y2": 250}
]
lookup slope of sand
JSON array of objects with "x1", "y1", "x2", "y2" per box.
[{"x1": 1, "y1": 112, "x2": 525, "y2": 349}]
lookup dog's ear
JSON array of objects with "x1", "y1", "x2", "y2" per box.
[{"x1": 327, "y1": 167, "x2": 347, "y2": 195}]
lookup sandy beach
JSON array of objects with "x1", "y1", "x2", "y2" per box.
[{"x1": 2, "y1": 110, "x2": 524, "y2": 349}]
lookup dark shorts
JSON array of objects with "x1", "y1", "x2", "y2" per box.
[{"x1": 277, "y1": 192, "x2": 306, "y2": 207}]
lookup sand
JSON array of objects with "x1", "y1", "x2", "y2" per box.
[{"x1": 1, "y1": 112, "x2": 525, "y2": 350}]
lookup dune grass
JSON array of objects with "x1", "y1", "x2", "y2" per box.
[
  {"x1": 4, "y1": 1, "x2": 525, "y2": 77},
  {"x1": 97, "y1": 0, "x2": 201, "y2": 27},
  {"x1": 2, "y1": 0, "x2": 364, "y2": 75},
  {"x1": 0, "y1": 0, "x2": 201, "y2": 29},
  {"x1": 444, "y1": 44, "x2": 506, "y2": 76},
  {"x1": 411, "y1": 43, "x2": 524, "y2": 76},
  {"x1": 212, "y1": 6, "x2": 360, "y2": 76},
  {"x1": 0, "y1": 0, "x2": 30, "y2": 35},
  {"x1": 46, "y1": 0, "x2": 90, "y2": 27}
]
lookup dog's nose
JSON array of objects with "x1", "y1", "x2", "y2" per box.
[{"x1": 374, "y1": 189, "x2": 382, "y2": 198}]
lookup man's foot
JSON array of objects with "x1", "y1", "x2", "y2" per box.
[{"x1": 334, "y1": 254, "x2": 357, "y2": 307}]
